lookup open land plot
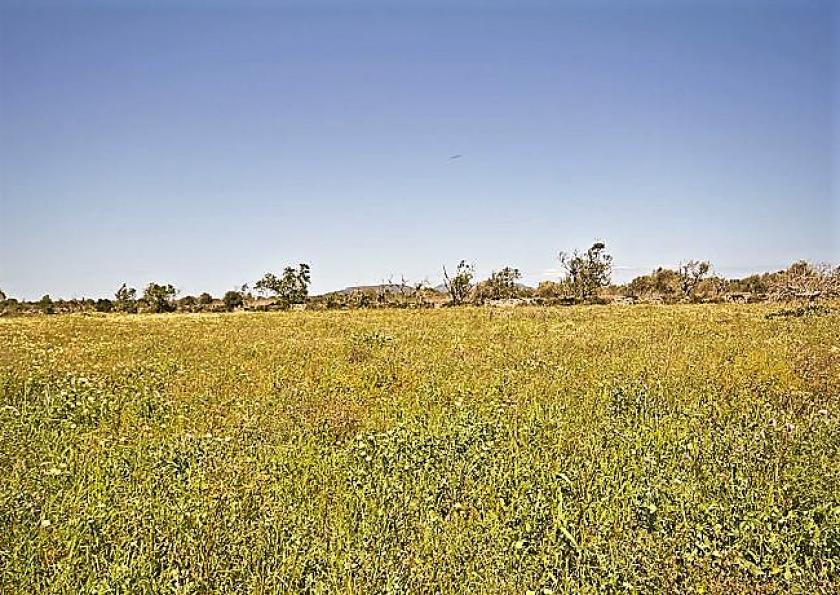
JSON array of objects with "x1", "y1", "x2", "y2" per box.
[{"x1": 1, "y1": 305, "x2": 838, "y2": 593}]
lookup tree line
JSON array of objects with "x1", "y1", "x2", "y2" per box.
[{"x1": 1, "y1": 243, "x2": 838, "y2": 315}]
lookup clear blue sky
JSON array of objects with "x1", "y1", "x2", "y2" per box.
[{"x1": 1, "y1": 0, "x2": 837, "y2": 299}]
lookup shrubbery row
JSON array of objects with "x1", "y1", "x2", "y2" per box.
[{"x1": 2, "y1": 243, "x2": 838, "y2": 315}]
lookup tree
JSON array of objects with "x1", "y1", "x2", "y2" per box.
[
  {"x1": 223, "y1": 290, "x2": 244, "y2": 311},
  {"x1": 0, "y1": 288, "x2": 6, "y2": 302},
  {"x1": 728, "y1": 274, "x2": 770, "y2": 296},
  {"x1": 770, "y1": 261, "x2": 840, "y2": 302},
  {"x1": 442, "y1": 260, "x2": 475, "y2": 305},
  {"x1": 115, "y1": 283, "x2": 138, "y2": 313},
  {"x1": 39, "y1": 294, "x2": 54, "y2": 314},
  {"x1": 95, "y1": 298, "x2": 113, "y2": 313},
  {"x1": 476, "y1": 267, "x2": 522, "y2": 301},
  {"x1": 255, "y1": 273, "x2": 281, "y2": 295},
  {"x1": 142, "y1": 283, "x2": 177, "y2": 313},
  {"x1": 255, "y1": 263, "x2": 311, "y2": 306},
  {"x1": 198, "y1": 292, "x2": 213, "y2": 306},
  {"x1": 625, "y1": 273, "x2": 653, "y2": 298},
  {"x1": 694, "y1": 275, "x2": 727, "y2": 302},
  {"x1": 411, "y1": 279, "x2": 431, "y2": 307},
  {"x1": 677, "y1": 260, "x2": 711, "y2": 300},
  {"x1": 627, "y1": 268, "x2": 680, "y2": 301},
  {"x1": 558, "y1": 241, "x2": 613, "y2": 300},
  {"x1": 535, "y1": 280, "x2": 573, "y2": 300}
]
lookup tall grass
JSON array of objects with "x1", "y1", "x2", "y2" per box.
[{"x1": 1, "y1": 305, "x2": 838, "y2": 593}]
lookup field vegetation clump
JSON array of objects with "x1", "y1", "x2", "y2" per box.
[{"x1": 1, "y1": 305, "x2": 838, "y2": 593}]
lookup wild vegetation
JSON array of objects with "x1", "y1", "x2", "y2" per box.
[
  {"x1": 1, "y1": 243, "x2": 839, "y2": 316},
  {"x1": 1, "y1": 305, "x2": 838, "y2": 592}
]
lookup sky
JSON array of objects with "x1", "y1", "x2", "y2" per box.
[{"x1": 1, "y1": 0, "x2": 837, "y2": 299}]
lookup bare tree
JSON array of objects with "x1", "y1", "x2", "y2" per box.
[
  {"x1": 415, "y1": 279, "x2": 432, "y2": 306},
  {"x1": 677, "y1": 260, "x2": 711, "y2": 300},
  {"x1": 397, "y1": 275, "x2": 410, "y2": 298},
  {"x1": 442, "y1": 260, "x2": 475, "y2": 305},
  {"x1": 770, "y1": 261, "x2": 840, "y2": 302}
]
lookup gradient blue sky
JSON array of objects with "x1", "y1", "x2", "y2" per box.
[{"x1": 1, "y1": 0, "x2": 837, "y2": 299}]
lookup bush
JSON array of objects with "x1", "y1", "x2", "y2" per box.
[
  {"x1": 94, "y1": 298, "x2": 113, "y2": 313},
  {"x1": 223, "y1": 291, "x2": 244, "y2": 311},
  {"x1": 142, "y1": 283, "x2": 177, "y2": 313},
  {"x1": 38, "y1": 294, "x2": 54, "y2": 314}
]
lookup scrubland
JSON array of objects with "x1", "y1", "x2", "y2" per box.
[{"x1": 1, "y1": 305, "x2": 838, "y2": 593}]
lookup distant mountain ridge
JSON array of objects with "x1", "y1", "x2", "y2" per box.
[
  {"x1": 321, "y1": 284, "x2": 445, "y2": 297},
  {"x1": 317, "y1": 282, "x2": 534, "y2": 297}
]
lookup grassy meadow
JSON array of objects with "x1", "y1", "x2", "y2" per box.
[{"x1": 1, "y1": 305, "x2": 838, "y2": 593}]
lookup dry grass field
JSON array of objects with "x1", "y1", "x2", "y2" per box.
[{"x1": 1, "y1": 305, "x2": 838, "y2": 593}]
